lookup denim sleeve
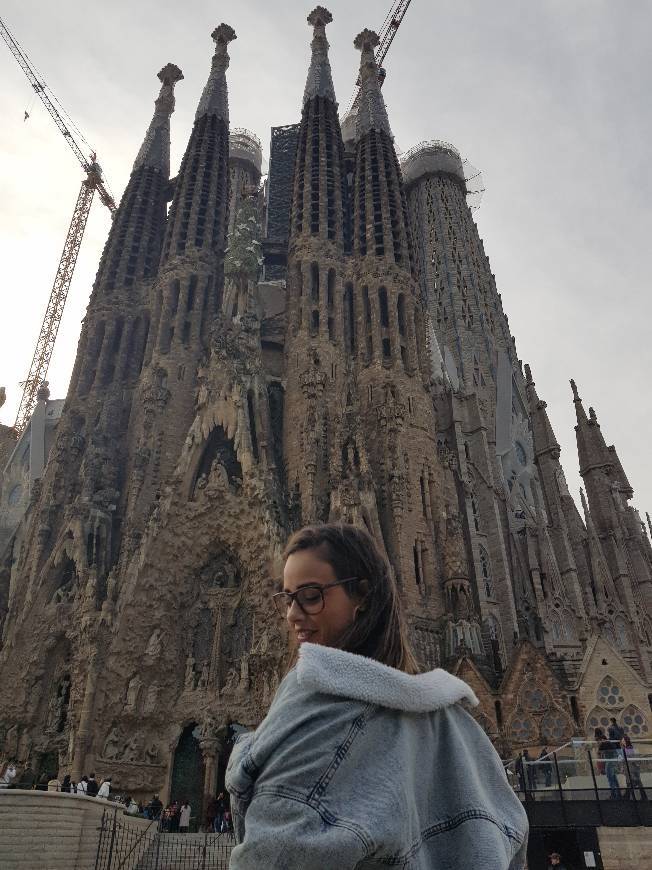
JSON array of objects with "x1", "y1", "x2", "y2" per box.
[{"x1": 228, "y1": 791, "x2": 368, "y2": 870}]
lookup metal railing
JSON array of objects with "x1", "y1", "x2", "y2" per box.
[
  {"x1": 94, "y1": 806, "x2": 235, "y2": 870},
  {"x1": 506, "y1": 739, "x2": 652, "y2": 827}
]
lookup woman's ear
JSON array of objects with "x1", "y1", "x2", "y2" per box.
[{"x1": 356, "y1": 577, "x2": 370, "y2": 610}]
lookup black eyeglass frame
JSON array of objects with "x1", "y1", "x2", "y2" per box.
[{"x1": 272, "y1": 577, "x2": 359, "y2": 616}]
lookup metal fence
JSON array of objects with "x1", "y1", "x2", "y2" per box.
[
  {"x1": 506, "y1": 739, "x2": 652, "y2": 828},
  {"x1": 94, "y1": 807, "x2": 235, "y2": 870}
]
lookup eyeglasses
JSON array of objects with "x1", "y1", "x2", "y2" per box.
[{"x1": 272, "y1": 577, "x2": 358, "y2": 617}]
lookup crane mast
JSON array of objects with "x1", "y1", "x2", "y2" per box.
[
  {"x1": 344, "y1": 0, "x2": 413, "y2": 115},
  {"x1": 0, "y1": 16, "x2": 116, "y2": 433}
]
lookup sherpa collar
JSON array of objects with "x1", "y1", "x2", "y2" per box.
[{"x1": 296, "y1": 643, "x2": 478, "y2": 713}]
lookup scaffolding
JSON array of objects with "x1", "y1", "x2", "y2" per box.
[
  {"x1": 400, "y1": 140, "x2": 485, "y2": 211},
  {"x1": 263, "y1": 123, "x2": 300, "y2": 280}
]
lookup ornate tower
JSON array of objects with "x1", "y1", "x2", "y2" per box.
[
  {"x1": 283, "y1": 6, "x2": 350, "y2": 521},
  {"x1": 0, "y1": 63, "x2": 183, "y2": 776},
  {"x1": 572, "y1": 379, "x2": 652, "y2": 675},
  {"x1": 126, "y1": 25, "x2": 236, "y2": 526}
]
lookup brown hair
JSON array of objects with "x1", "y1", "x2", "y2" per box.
[{"x1": 282, "y1": 522, "x2": 418, "y2": 674}]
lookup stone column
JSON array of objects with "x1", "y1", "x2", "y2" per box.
[
  {"x1": 200, "y1": 737, "x2": 223, "y2": 820},
  {"x1": 71, "y1": 650, "x2": 100, "y2": 781}
]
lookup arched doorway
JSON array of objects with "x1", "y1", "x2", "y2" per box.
[{"x1": 169, "y1": 724, "x2": 205, "y2": 828}]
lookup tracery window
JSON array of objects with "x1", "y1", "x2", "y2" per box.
[
  {"x1": 519, "y1": 684, "x2": 551, "y2": 713},
  {"x1": 597, "y1": 675, "x2": 625, "y2": 708},
  {"x1": 614, "y1": 616, "x2": 632, "y2": 650},
  {"x1": 479, "y1": 546, "x2": 494, "y2": 598},
  {"x1": 620, "y1": 705, "x2": 650, "y2": 737},
  {"x1": 510, "y1": 715, "x2": 536, "y2": 744},
  {"x1": 587, "y1": 706, "x2": 611, "y2": 733},
  {"x1": 540, "y1": 710, "x2": 574, "y2": 744}
]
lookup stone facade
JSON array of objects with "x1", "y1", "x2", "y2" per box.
[{"x1": 0, "y1": 8, "x2": 651, "y2": 812}]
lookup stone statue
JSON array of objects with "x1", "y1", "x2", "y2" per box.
[
  {"x1": 145, "y1": 742, "x2": 160, "y2": 764},
  {"x1": 125, "y1": 676, "x2": 142, "y2": 713},
  {"x1": 184, "y1": 653, "x2": 196, "y2": 690},
  {"x1": 4, "y1": 724, "x2": 19, "y2": 758},
  {"x1": 145, "y1": 629, "x2": 163, "y2": 660},
  {"x1": 221, "y1": 667, "x2": 239, "y2": 695},
  {"x1": 198, "y1": 660, "x2": 210, "y2": 689},
  {"x1": 123, "y1": 732, "x2": 144, "y2": 764},
  {"x1": 102, "y1": 726, "x2": 123, "y2": 760},
  {"x1": 143, "y1": 685, "x2": 158, "y2": 715}
]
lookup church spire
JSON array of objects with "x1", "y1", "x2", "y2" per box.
[
  {"x1": 303, "y1": 7, "x2": 336, "y2": 106},
  {"x1": 195, "y1": 24, "x2": 236, "y2": 122},
  {"x1": 91, "y1": 64, "x2": 182, "y2": 300},
  {"x1": 525, "y1": 364, "x2": 560, "y2": 459},
  {"x1": 571, "y1": 378, "x2": 611, "y2": 476},
  {"x1": 353, "y1": 29, "x2": 392, "y2": 140},
  {"x1": 133, "y1": 63, "x2": 183, "y2": 175}
]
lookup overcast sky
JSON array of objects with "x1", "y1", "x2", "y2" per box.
[{"x1": 1, "y1": 0, "x2": 650, "y2": 522}]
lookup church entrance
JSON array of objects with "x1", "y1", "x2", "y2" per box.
[{"x1": 169, "y1": 724, "x2": 205, "y2": 829}]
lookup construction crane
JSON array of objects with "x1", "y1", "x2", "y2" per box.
[
  {"x1": 344, "y1": 0, "x2": 413, "y2": 116},
  {"x1": 0, "y1": 16, "x2": 116, "y2": 434}
]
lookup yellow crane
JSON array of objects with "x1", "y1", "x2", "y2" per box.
[{"x1": 0, "y1": 16, "x2": 116, "y2": 433}]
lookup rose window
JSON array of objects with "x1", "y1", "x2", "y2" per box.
[{"x1": 596, "y1": 676, "x2": 624, "y2": 708}]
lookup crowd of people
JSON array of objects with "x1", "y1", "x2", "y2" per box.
[
  {"x1": 0, "y1": 763, "x2": 114, "y2": 798},
  {"x1": 0, "y1": 758, "x2": 235, "y2": 834},
  {"x1": 514, "y1": 717, "x2": 648, "y2": 802}
]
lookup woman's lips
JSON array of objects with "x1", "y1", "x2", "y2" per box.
[{"x1": 296, "y1": 629, "x2": 316, "y2": 643}]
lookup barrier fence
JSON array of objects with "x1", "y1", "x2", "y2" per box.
[{"x1": 94, "y1": 807, "x2": 235, "y2": 870}]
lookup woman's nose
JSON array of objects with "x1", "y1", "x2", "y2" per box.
[{"x1": 287, "y1": 598, "x2": 303, "y2": 622}]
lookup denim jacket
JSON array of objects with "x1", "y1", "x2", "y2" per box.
[{"x1": 226, "y1": 643, "x2": 528, "y2": 869}]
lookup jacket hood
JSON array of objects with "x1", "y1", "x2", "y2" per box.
[{"x1": 296, "y1": 643, "x2": 478, "y2": 712}]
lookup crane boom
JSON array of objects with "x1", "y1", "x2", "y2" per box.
[
  {"x1": 0, "y1": 16, "x2": 117, "y2": 432},
  {"x1": 0, "y1": 16, "x2": 116, "y2": 213},
  {"x1": 344, "y1": 0, "x2": 414, "y2": 116},
  {"x1": 13, "y1": 178, "x2": 96, "y2": 434}
]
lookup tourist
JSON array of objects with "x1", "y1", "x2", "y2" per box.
[
  {"x1": 538, "y1": 747, "x2": 552, "y2": 787},
  {"x1": 60, "y1": 774, "x2": 72, "y2": 793},
  {"x1": 596, "y1": 727, "x2": 621, "y2": 799},
  {"x1": 86, "y1": 773, "x2": 99, "y2": 797},
  {"x1": 76, "y1": 775, "x2": 89, "y2": 795},
  {"x1": 226, "y1": 523, "x2": 528, "y2": 868},
  {"x1": 179, "y1": 800, "x2": 191, "y2": 833},
  {"x1": 213, "y1": 791, "x2": 227, "y2": 832},
  {"x1": 97, "y1": 777, "x2": 111, "y2": 799},
  {"x1": 622, "y1": 734, "x2": 647, "y2": 801},
  {"x1": 608, "y1": 717, "x2": 624, "y2": 742},
  {"x1": 36, "y1": 771, "x2": 50, "y2": 791},
  {"x1": 547, "y1": 853, "x2": 566, "y2": 869},
  {"x1": 0, "y1": 761, "x2": 17, "y2": 789},
  {"x1": 125, "y1": 795, "x2": 139, "y2": 815},
  {"x1": 16, "y1": 763, "x2": 36, "y2": 790},
  {"x1": 47, "y1": 774, "x2": 61, "y2": 791},
  {"x1": 146, "y1": 794, "x2": 163, "y2": 820}
]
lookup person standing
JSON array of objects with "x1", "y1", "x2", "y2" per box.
[
  {"x1": 622, "y1": 734, "x2": 647, "y2": 801},
  {"x1": 86, "y1": 773, "x2": 99, "y2": 796},
  {"x1": 547, "y1": 853, "x2": 567, "y2": 869},
  {"x1": 0, "y1": 761, "x2": 17, "y2": 789},
  {"x1": 97, "y1": 777, "x2": 111, "y2": 799},
  {"x1": 226, "y1": 522, "x2": 528, "y2": 869},
  {"x1": 76, "y1": 776, "x2": 89, "y2": 795},
  {"x1": 596, "y1": 728, "x2": 621, "y2": 799},
  {"x1": 538, "y1": 747, "x2": 552, "y2": 788},
  {"x1": 60, "y1": 774, "x2": 72, "y2": 793},
  {"x1": 47, "y1": 775, "x2": 61, "y2": 791},
  {"x1": 179, "y1": 801, "x2": 192, "y2": 833},
  {"x1": 16, "y1": 763, "x2": 36, "y2": 790},
  {"x1": 608, "y1": 717, "x2": 624, "y2": 742}
]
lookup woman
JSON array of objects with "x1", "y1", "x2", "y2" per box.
[
  {"x1": 60, "y1": 774, "x2": 72, "y2": 794},
  {"x1": 622, "y1": 733, "x2": 647, "y2": 801},
  {"x1": 226, "y1": 523, "x2": 528, "y2": 868},
  {"x1": 97, "y1": 777, "x2": 111, "y2": 799},
  {"x1": 596, "y1": 727, "x2": 621, "y2": 799}
]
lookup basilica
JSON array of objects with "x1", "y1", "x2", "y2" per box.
[{"x1": 0, "y1": 7, "x2": 650, "y2": 812}]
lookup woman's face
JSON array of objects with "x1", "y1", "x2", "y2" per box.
[{"x1": 283, "y1": 548, "x2": 359, "y2": 647}]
